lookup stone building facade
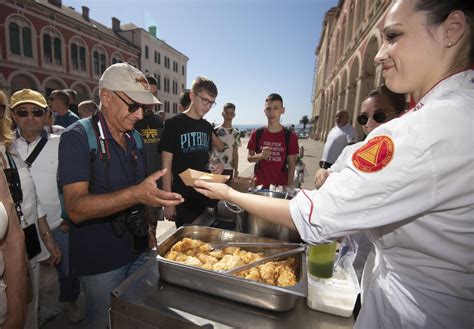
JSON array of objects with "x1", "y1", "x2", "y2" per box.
[
  {"x1": 0, "y1": 0, "x2": 188, "y2": 114},
  {"x1": 311, "y1": 0, "x2": 392, "y2": 141},
  {"x1": 118, "y1": 24, "x2": 188, "y2": 119},
  {"x1": 0, "y1": 0, "x2": 140, "y2": 102}
]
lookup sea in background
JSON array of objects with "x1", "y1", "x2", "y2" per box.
[
  {"x1": 234, "y1": 124, "x2": 261, "y2": 132},
  {"x1": 234, "y1": 124, "x2": 312, "y2": 133}
]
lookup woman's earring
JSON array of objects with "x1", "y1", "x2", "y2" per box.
[{"x1": 447, "y1": 41, "x2": 453, "y2": 48}]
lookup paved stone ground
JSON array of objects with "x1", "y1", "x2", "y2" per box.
[{"x1": 38, "y1": 137, "x2": 325, "y2": 328}]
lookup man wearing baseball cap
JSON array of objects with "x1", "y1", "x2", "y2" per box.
[
  {"x1": 10, "y1": 89, "x2": 84, "y2": 323},
  {"x1": 58, "y1": 63, "x2": 184, "y2": 328}
]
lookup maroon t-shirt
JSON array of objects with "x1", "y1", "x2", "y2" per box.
[{"x1": 247, "y1": 128, "x2": 298, "y2": 188}]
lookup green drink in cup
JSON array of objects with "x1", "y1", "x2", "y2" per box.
[{"x1": 308, "y1": 241, "x2": 337, "y2": 279}]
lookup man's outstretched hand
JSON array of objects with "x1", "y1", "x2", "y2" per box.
[{"x1": 134, "y1": 168, "x2": 184, "y2": 207}]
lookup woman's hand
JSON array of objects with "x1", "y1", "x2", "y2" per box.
[
  {"x1": 194, "y1": 180, "x2": 231, "y2": 200},
  {"x1": 314, "y1": 168, "x2": 330, "y2": 189}
]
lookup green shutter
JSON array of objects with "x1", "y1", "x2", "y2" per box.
[
  {"x1": 22, "y1": 26, "x2": 32, "y2": 57},
  {"x1": 9, "y1": 22, "x2": 21, "y2": 55}
]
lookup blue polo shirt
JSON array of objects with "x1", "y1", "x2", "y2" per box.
[
  {"x1": 58, "y1": 112, "x2": 146, "y2": 276},
  {"x1": 54, "y1": 110, "x2": 79, "y2": 128}
]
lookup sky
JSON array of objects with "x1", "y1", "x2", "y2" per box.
[{"x1": 66, "y1": 0, "x2": 337, "y2": 126}]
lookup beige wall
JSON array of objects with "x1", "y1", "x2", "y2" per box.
[{"x1": 311, "y1": 0, "x2": 391, "y2": 141}]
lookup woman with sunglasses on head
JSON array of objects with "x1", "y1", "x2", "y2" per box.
[
  {"x1": 1, "y1": 89, "x2": 62, "y2": 329},
  {"x1": 195, "y1": 1, "x2": 473, "y2": 327},
  {"x1": 314, "y1": 85, "x2": 406, "y2": 189}
]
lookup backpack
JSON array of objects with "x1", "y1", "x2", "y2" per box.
[
  {"x1": 59, "y1": 114, "x2": 143, "y2": 219},
  {"x1": 78, "y1": 115, "x2": 143, "y2": 191},
  {"x1": 254, "y1": 127, "x2": 292, "y2": 173}
]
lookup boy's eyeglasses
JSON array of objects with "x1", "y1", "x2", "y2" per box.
[
  {"x1": 0, "y1": 105, "x2": 5, "y2": 118},
  {"x1": 14, "y1": 108, "x2": 46, "y2": 118},
  {"x1": 196, "y1": 94, "x2": 216, "y2": 108},
  {"x1": 357, "y1": 111, "x2": 394, "y2": 125},
  {"x1": 114, "y1": 91, "x2": 154, "y2": 113}
]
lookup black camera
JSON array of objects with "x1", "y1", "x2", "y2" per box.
[{"x1": 111, "y1": 205, "x2": 148, "y2": 238}]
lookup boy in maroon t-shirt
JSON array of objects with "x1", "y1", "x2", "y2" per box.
[{"x1": 247, "y1": 93, "x2": 298, "y2": 188}]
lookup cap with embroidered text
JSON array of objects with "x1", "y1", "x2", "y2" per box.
[
  {"x1": 10, "y1": 89, "x2": 48, "y2": 109},
  {"x1": 99, "y1": 63, "x2": 162, "y2": 105}
]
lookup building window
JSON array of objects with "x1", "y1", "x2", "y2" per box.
[
  {"x1": 8, "y1": 19, "x2": 33, "y2": 57},
  {"x1": 172, "y1": 81, "x2": 178, "y2": 95},
  {"x1": 182, "y1": 83, "x2": 185, "y2": 91},
  {"x1": 112, "y1": 52, "x2": 123, "y2": 64},
  {"x1": 53, "y1": 38, "x2": 61, "y2": 64},
  {"x1": 158, "y1": 52, "x2": 161, "y2": 65},
  {"x1": 154, "y1": 51, "x2": 157, "y2": 63},
  {"x1": 145, "y1": 45, "x2": 149, "y2": 59},
  {"x1": 163, "y1": 77, "x2": 171, "y2": 93},
  {"x1": 93, "y1": 47, "x2": 107, "y2": 75},
  {"x1": 164, "y1": 56, "x2": 170, "y2": 69},
  {"x1": 71, "y1": 38, "x2": 87, "y2": 71},
  {"x1": 157, "y1": 74, "x2": 161, "y2": 90},
  {"x1": 182, "y1": 65, "x2": 185, "y2": 76},
  {"x1": 43, "y1": 28, "x2": 62, "y2": 65},
  {"x1": 173, "y1": 102, "x2": 178, "y2": 114},
  {"x1": 165, "y1": 101, "x2": 170, "y2": 113}
]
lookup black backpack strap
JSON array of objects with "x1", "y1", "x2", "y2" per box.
[
  {"x1": 24, "y1": 137, "x2": 48, "y2": 167},
  {"x1": 254, "y1": 128, "x2": 264, "y2": 172}
]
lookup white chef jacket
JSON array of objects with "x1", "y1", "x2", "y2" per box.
[
  {"x1": 321, "y1": 123, "x2": 357, "y2": 164},
  {"x1": 290, "y1": 70, "x2": 474, "y2": 329},
  {"x1": 13, "y1": 131, "x2": 63, "y2": 230},
  {"x1": 0, "y1": 144, "x2": 49, "y2": 264}
]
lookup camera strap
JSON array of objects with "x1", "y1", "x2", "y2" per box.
[
  {"x1": 3, "y1": 152, "x2": 25, "y2": 223},
  {"x1": 24, "y1": 137, "x2": 48, "y2": 167}
]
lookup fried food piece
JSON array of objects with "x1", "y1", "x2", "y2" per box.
[
  {"x1": 209, "y1": 249, "x2": 224, "y2": 258},
  {"x1": 164, "y1": 238, "x2": 298, "y2": 287},
  {"x1": 213, "y1": 254, "x2": 245, "y2": 271},
  {"x1": 276, "y1": 265, "x2": 297, "y2": 287},
  {"x1": 197, "y1": 253, "x2": 218, "y2": 266},
  {"x1": 223, "y1": 247, "x2": 238, "y2": 255},
  {"x1": 164, "y1": 250, "x2": 179, "y2": 261}
]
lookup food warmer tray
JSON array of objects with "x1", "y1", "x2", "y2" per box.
[{"x1": 156, "y1": 226, "x2": 307, "y2": 312}]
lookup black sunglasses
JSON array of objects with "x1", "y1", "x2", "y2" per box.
[
  {"x1": 14, "y1": 108, "x2": 46, "y2": 118},
  {"x1": 114, "y1": 91, "x2": 153, "y2": 113},
  {"x1": 357, "y1": 111, "x2": 391, "y2": 125}
]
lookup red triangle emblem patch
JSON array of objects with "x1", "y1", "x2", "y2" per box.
[{"x1": 352, "y1": 135, "x2": 394, "y2": 173}]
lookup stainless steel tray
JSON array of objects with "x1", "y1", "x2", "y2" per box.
[{"x1": 156, "y1": 226, "x2": 307, "y2": 312}]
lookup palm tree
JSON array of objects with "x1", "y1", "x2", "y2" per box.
[{"x1": 300, "y1": 115, "x2": 309, "y2": 131}]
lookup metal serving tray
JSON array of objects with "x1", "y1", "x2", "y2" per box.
[{"x1": 156, "y1": 226, "x2": 308, "y2": 312}]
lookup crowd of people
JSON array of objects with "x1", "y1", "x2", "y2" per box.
[{"x1": 0, "y1": 0, "x2": 472, "y2": 328}]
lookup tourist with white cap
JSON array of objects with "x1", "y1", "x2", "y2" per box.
[{"x1": 58, "y1": 63, "x2": 184, "y2": 328}]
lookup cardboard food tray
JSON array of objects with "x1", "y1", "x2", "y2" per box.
[{"x1": 179, "y1": 169, "x2": 230, "y2": 186}]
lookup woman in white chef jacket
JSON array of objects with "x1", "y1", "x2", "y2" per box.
[
  {"x1": 0, "y1": 91, "x2": 61, "y2": 329},
  {"x1": 194, "y1": 1, "x2": 474, "y2": 328}
]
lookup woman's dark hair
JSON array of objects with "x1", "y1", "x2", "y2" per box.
[
  {"x1": 367, "y1": 85, "x2": 406, "y2": 114},
  {"x1": 414, "y1": 0, "x2": 474, "y2": 64}
]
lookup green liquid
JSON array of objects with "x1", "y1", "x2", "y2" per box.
[
  {"x1": 308, "y1": 242, "x2": 336, "y2": 278},
  {"x1": 308, "y1": 260, "x2": 334, "y2": 278}
]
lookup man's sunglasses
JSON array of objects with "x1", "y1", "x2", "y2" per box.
[
  {"x1": 14, "y1": 108, "x2": 46, "y2": 118},
  {"x1": 114, "y1": 92, "x2": 154, "y2": 113},
  {"x1": 357, "y1": 111, "x2": 392, "y2": 125}
]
